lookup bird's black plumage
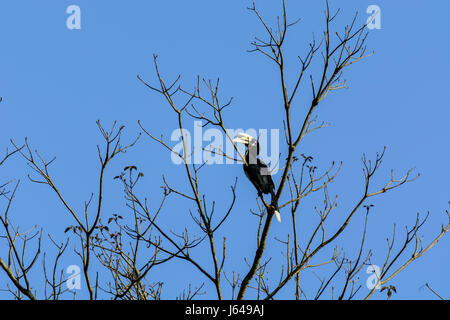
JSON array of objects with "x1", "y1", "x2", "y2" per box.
[{"x1": 243, "y1": 153, "x2": 275, "y2": 198}]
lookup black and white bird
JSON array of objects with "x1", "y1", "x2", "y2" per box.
[{"x1": 233, "y1": 133, "x2": 281, "y2": 222}]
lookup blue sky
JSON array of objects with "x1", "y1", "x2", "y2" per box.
[{"x1": 0, "y1": 1, "x2": 449, "y2": 299}]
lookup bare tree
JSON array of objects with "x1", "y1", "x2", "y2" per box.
[
  {"x1": 0, "y1": 146, "x2": 40, "y2": 300},
  {"x1": 1, "y1": 0, "x2": 448, "y2": 300}
]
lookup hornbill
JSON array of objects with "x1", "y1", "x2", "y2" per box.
[{"x1": 233, "y1": 133, "x2": 281, "y2": 222}]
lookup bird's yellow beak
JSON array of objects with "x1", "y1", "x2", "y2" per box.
[{"x1": 233, "y1": 133, "x2": 253, "y2": 145}]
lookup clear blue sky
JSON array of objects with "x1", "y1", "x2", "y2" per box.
[{"x1": 0, "y1": 0, "x2": 449, "y2": 299}]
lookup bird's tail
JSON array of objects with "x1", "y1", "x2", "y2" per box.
[{"x1": 270, "y1": 189, "x2": 281, "y2": 223}]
